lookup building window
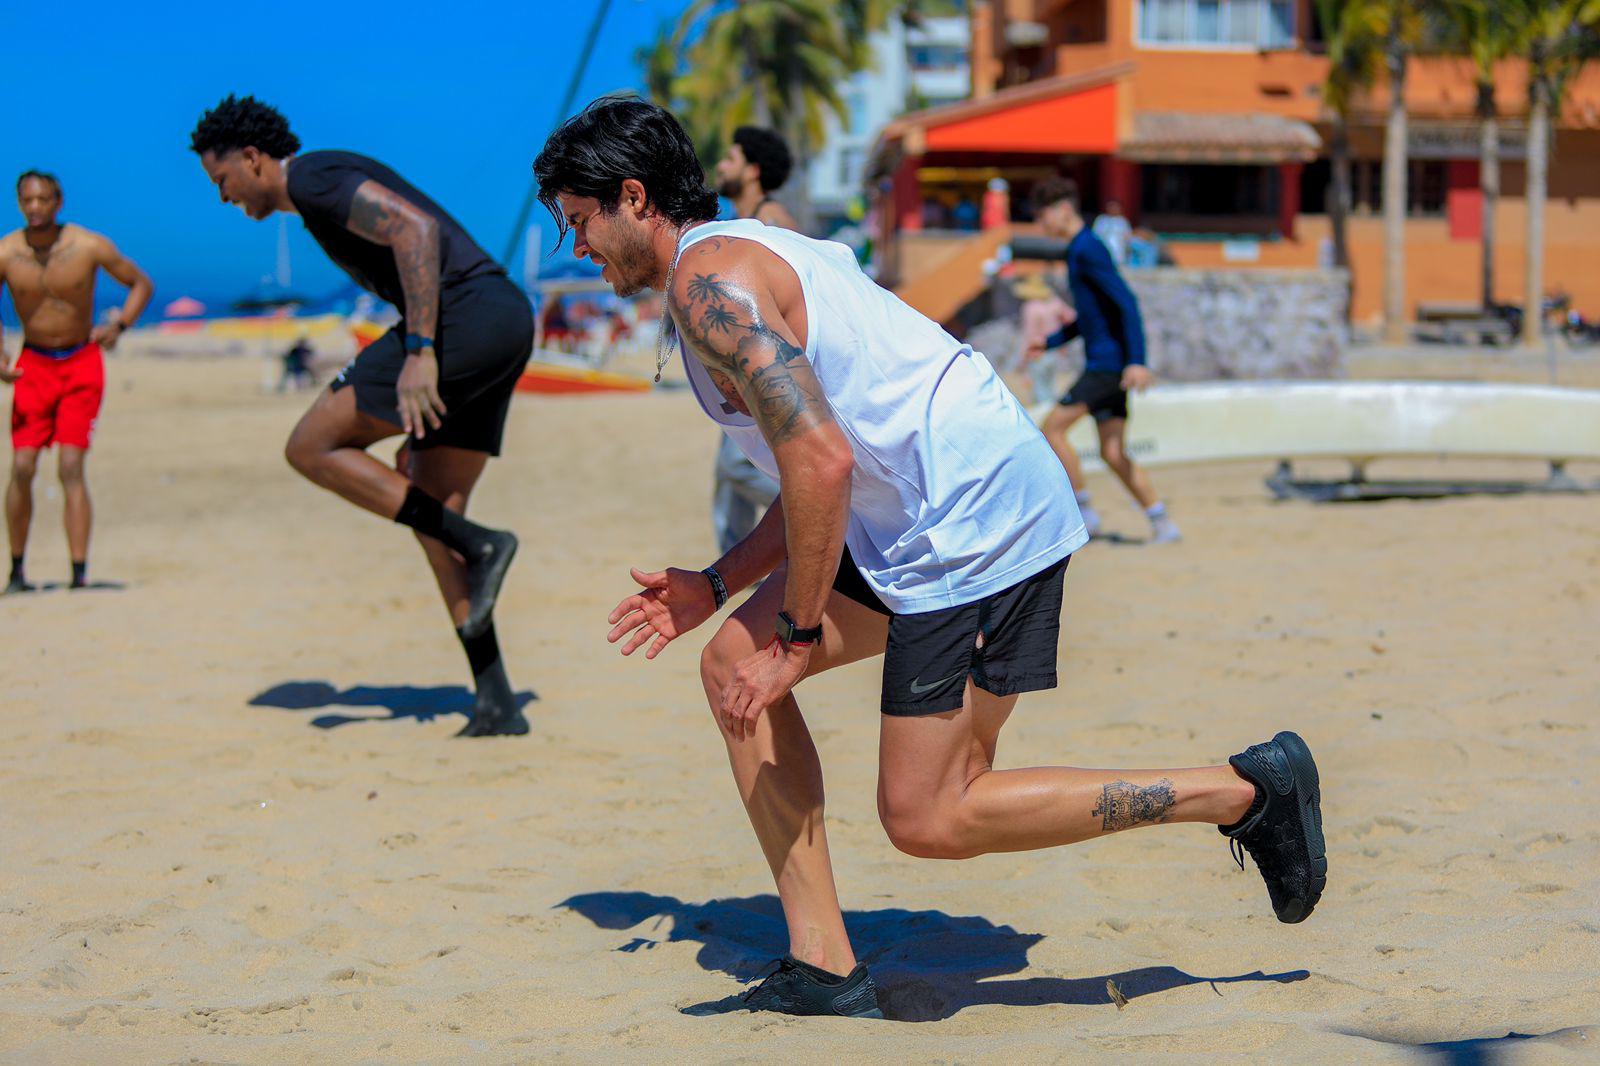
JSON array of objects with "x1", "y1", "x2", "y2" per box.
[
  {"x1": 1300, "y1": 159, "x2": 1447, "y2": 217},
  {"x1": 1141, "y1": 164, "x2": 1282, "y2": 233},
  {"x1": 908, "y1": 44, "x2": 967, "y2": 72},
  {"x1": 1138, "y1": 0, "x2": 1295, "y2": 48},
  {"x1": 839, "y1": 148, "x2": 866, "y2": 190}
]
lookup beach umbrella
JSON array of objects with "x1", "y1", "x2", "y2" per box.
[{"x1": 163, "y1": 295, "x2": 206, "y2": 318}]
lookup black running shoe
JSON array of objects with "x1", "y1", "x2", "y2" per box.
[
  {"x1": 460, "y1": 530, "x2": 518, "y2": 640},
  {"x1": 682, "y1": 956, "x2": 885, "y2": 1019},
  {"x1": 1219, "y1": 730, "x2": 1327, "y2": 924}
]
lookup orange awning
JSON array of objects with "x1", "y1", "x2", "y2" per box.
[{"x1": 877, "y1": 63, "x2": 1132, "y2": 160}]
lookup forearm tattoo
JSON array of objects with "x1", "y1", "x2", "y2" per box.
[
  {"x1": 348, "y1": 183, "x2": 440, "y2": 336},
  {"x1": 1091, "y1": 779, "x2": 1177, "y2": 832},
  {"x1": 673, "y1": 271, "x2": 833, "y2": 445}
]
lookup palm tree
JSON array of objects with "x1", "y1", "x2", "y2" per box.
[
  {"x1": 1509, "y1": 0, "x2": 1600, "y2": 345},
  {"x1": 1437, "y1": 1, "x2": 1518, "y2": 310},
  {"x1": 1380, "y1": 1, "x2": 1425, "y2": 343},
  {"x1": 1315, "y1": 0, "x2": 1385, "y2": 310}
]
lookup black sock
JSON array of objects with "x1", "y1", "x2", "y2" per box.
[
  {"x1": 9, "y1": 555, "x2": 22, "y2": 582},
  {"x1": 71, "y1": 560, "x2": 87, "y2": 587},
  {"x1": 394, "y1": 486, "x2": 492, "y2": 557},
  {"x1": 458, "y1": 621, "x2": 514, "y2": 709}
]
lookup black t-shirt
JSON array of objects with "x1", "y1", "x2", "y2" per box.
[{"x1": 285, "y1": 150, "x2": 502, "y2": 312}]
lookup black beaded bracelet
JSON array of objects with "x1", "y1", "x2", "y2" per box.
[{"x1": 701, "y1": 566, "x2": 729, "y2": 610}]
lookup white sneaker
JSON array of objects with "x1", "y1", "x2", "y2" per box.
[{"x1": 1149, "y1": 517, "x2": 1183, "y2": 544}]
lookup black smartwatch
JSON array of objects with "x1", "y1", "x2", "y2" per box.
[{"x1": 775, "y1": 610, "x2": 823, "y2": 648}]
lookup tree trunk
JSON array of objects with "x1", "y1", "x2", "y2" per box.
[
  {"x1": 1329, "y1": 113, "x2": 1352, "y2": 269},
  {"x1": 1381, "y1": 10, "x2": 1408, "y2": 343},
  {"x1": 1477, "y1": 80, "x2": 1499, "y2": 311},
  {"x1": 1329, "y1": 111, "x2": 1354, "y2": 323},
  {"x1": 1523, "y1": 71, "x2": 1549, "y2": 348}
]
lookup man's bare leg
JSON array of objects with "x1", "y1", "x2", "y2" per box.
[
  {"x1": 1096, "y1": 419, "x2": 1157, "y2": 510},
  {"x1": 875, "y1": 683, "x2": 1254, "y2": 860},
  {"x1": 1041, "y1": 403, "x2": 1100, "y2": 535},
  {"x1": 698, "y1": 568, "x2": 889, "y2": 976},
  {"x1": 59, "y1": 446, "x2": 91, "y2": 586},
  {"x1": 6, "y1": 448, "x2": 39, "y2": 591},
  {"x1": 1097, "y1": 419, "x2": 1180, "y2": 542},
  {"x1": 283, "y1": 386, "x2": 516, "y2": 637}
]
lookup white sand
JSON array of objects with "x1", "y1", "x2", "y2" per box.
[{"x1": 1, "y1": 352, "x2": 1596, "y2": 1061}]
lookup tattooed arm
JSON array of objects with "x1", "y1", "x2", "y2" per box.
[
  {"x1": 344, "y1": 179, "x2": 444, "y2": 436},
  {"x1": 670, "y1": 243, "x2": 854, "y2": 734}
]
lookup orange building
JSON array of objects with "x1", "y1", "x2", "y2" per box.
[{"x1": 871, "y1": 0, "x2": 1600, "y2": 326}]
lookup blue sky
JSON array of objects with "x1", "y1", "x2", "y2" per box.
[{"x1": 1, "y1": 0, "x2": 687, "y2": 321}]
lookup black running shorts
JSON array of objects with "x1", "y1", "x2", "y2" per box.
[
  {"x1": 1059, "y1": 369, "x2": 1128, "y2": 423},
  {"x1": 831, "y1": 547, "x2": 1071, "y2": 717},
  {"x1": 331, "y1": 275, "x2": 534, "y2": 456}
]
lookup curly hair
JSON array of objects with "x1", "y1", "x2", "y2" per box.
[
  {"x1": 731, "y1": 127, "x2": 793, "y2": 193},
  {"x1": 189, "y1": 95, "x2": 301, "y2": 158},
  {"x1": 534, "y1": 94, "x2": 719, "y2": 240},
  {"x1": 16, "y1": 170, "x2": 61, "y2": 197}
]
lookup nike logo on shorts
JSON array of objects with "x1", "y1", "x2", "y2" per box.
[{"x1": 908, "y1": 672, "x2": 964, "y2": 695}]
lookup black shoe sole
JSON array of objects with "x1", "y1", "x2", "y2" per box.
[
  {"x1": 455, "y1": 710, "x2": 530, "y2": 738},
  {"x1": 461, "y1": 532, "x2": 518, "y2": 640},
  {"x1": 1271, "y1": 730, "x2": 1327, "y2": 923}
]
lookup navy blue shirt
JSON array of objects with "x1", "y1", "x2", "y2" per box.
[{"x1": 1045, "y1": 227, "x2": 1146, "y2": 372}]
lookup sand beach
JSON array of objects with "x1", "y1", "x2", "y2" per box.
[{"x1": 1, "y1": 348, "x2": 1597, "y2": 1062}]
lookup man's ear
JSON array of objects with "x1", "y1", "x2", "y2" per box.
[
  {"x1": 241, "y1": 146, "x2": 263, "y2": 173},
  {"x1": 619, "y1": 178, "x2": 650, "y2": 219}
]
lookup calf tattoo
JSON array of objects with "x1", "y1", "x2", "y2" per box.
[{"x1": 1091, "y1": 779, "x2": 1177, "y2": 832}]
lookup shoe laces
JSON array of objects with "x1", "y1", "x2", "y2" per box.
[
  {"x1": 740, "y1": 958, "x2": 791, "y2": 1004},
  {"x1": 1231, "y1": 826, "x2": 1286, "y2": 880}
]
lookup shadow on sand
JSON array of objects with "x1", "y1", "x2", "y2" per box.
[
  {"x1": 558, "y1": 890, "x2": 1309, "y2": 1021},
  {"x1": 249, "y1": 680, "x2": 537, "y2": 729}
]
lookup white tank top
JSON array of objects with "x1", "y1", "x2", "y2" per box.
[{"x1": 678, "y1": 219, "x2": 1086, "y2": 614}]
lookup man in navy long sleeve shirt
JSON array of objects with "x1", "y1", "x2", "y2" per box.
[{"x1": 1029, "y1": 178, "x2": 1180, "y2": 544}]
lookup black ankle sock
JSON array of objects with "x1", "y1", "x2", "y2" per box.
[
  {"x1": 394, "y1": 486, "x2": 490, "y2": 557},
  {"x1": 9, "y1": 555, "x2": 22, "y2": 581},
  {"x1": 71, "y1": 560, "x2": 87, "y2": 587},
  {"x1": 458, "y1": 621, "x2": 514, "y2": 706}
]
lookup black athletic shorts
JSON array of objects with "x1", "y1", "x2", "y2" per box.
[
  {"x1": 1059, "y1": 369, "x2": 1128, "y2": 423},
  {"x1": 331, "y1": 275, "x2": 533, "y2": 456},
  {"x1": 831, "y1": 546, "x2": 1071, "y2": 717}
]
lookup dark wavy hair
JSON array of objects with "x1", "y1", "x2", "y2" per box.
[
  {"x1": 16, "y1": 170, "x2": 61, "y2": 196},
  {"x1": 534, "y1": 94, "x2": 719, "y2": 240},
  {"x1": 1031, "y1": 176, "x2": 1080, "y2": 213},
  {"x1": 189, "y1": 95, "x2": 302, "y2": 158},
  {"x1": 732, "y1": 127, "x2": 793, "y2": 193}
]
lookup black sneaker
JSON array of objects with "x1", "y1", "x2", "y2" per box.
[
  {"x1": 1219, "y1": 730, "x2": 1327, "y2": 924},
  {"x1": 682, "y1": 956, "x2": 885, "y2": 1018}
]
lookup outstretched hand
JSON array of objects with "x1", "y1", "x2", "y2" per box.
[
  {"x1": 607, "y1": 567, "x2": 718, "y2": 659},
  {"x1": 0, "y1": 358, "x2": 19, "y2": 385}
]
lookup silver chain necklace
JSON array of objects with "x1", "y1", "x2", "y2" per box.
[{"x1": 653, "y1": 248, "x2": 680, "y2": 384}]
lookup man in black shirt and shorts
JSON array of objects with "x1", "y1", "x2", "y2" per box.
[{"x1": 191, "y1": 95, "x2": 533, "y2": 737}]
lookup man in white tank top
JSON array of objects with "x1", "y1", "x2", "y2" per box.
[{"x1": 534, "y1": 97, "x2": 1327, "y2": 1019}]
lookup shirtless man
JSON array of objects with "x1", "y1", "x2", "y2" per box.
[
  {"x1": 713, "y1": 127, "x2": 799, "y2": 231},
  {"x1": 1, "y1": 171, "x2": 152, "y2": 592},
  {"x1": 537, "y1": 98, "x2": 1326, "y2": 1017}
]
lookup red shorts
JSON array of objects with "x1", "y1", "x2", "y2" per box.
[{"x1": 10, "y1": 342, "x2": 105, "y2": 450}]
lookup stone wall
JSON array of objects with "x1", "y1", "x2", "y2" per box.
[
  {"x1": 1128, "y1": 268, "x2": 1349, "y2": 381},
  {"x1": 965, "y1": 267, "x2": 1349, "y2": 390}
]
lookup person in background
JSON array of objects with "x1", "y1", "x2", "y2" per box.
[
  {"x1": 1092, "y1": 198, "x2": 1132, "y2": 265},
  {"x1": 1028, "y1": 178, "x2": 1181, "y2": 545}
]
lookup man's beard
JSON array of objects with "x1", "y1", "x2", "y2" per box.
[
  {"x1": 604, "y1": 224, "x2": 658, "y2": 297},
  {"x1": 716, "y1": 175, "x2": 742, "y2": 199}
]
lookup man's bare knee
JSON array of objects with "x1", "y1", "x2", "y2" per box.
[
  {"x1": 878, "y1": 784, "x2": 974, "y2": 860},
  {"x1": 1043, "y1": 409, "x2": 1075, "y2": 436},
  {"x1": 699, "y1": 623, "x2": 743, "y2": 708},
  {"x1": 10, "y1": 453, "x2": 39, "y2": 483},
  {"x1": 58, "y1": 454, "x2": 86, "y2": 486}
]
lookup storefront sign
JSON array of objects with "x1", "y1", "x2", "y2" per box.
[{"x1": 1408, "y1": 124, "x2": 1530, "y2": 160}]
